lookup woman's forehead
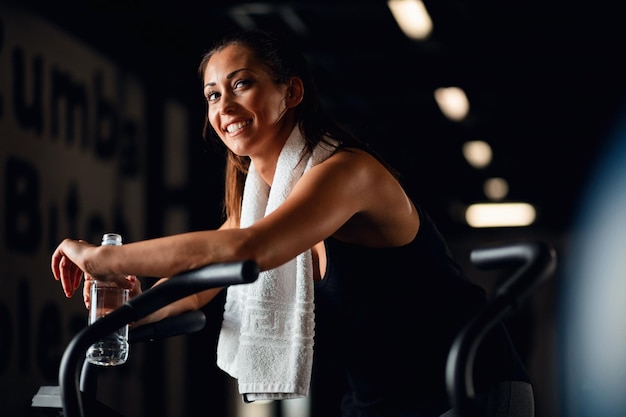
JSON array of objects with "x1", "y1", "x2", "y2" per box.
[
  {"x1": 211, "y1": 45, "x2": 254, "y2": 66},
  {"x1": 204, "y1": 45, "x2": 259, "y2": 78}
]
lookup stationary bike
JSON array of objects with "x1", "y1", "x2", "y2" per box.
[
  {"x1": 32, "y1": 260, "x2": 259, "y2": 417},
  {"x1": 32, "y1": 240, "x2": 556, "y2": 417}
]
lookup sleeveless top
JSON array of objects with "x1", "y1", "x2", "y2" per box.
[{"x1": 311, "y1": 204, "x2": 530, "y2": 417}]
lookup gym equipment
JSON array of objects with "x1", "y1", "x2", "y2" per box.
[
  {"x1": 32, "y1": 260, "x2": 259, "y2": 417},
  {"x1": 444, "y1": 240, "x2": 557, "y2": 417},
  {"x1": 33, "y1": 240, "x2": 557, "y2": 417}
]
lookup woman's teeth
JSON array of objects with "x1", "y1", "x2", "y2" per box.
[{"x1": 226, "y1": 120, "x2": 251, "y2": 133}]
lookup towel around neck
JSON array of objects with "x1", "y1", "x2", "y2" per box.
[{"x1": 216, "y1": 126, "x2": 338, "y2": 401}]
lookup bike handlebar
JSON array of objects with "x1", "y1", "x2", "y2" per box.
[
  {"x1": 60, "y1": 260, "x2": 259, "y2": 417},
  {"x1": 445, "y1": 240, "x2": 557, "y2": 417}
]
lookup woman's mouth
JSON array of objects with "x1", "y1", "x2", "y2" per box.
[{"x1": 225, "y1": 120, "x2": 251, "y2": 133}]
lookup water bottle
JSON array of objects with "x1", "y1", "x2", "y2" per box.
[{"x1": 86, "y1": 233, "x2": 130, "y2": 366}]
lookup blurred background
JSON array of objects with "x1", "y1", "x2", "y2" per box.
[{"x1": 2, "y1": 0, "x2": 626, "y2": 416}]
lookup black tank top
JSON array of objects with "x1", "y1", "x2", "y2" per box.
[{"x1": 311, "y1": 205, "x2": 529, "y2": 417}]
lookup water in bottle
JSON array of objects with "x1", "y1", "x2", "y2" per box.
[{"x1": 86, "y1": 233, "x2": 130, "y2": 366}]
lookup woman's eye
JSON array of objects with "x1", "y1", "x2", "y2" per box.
[
  {"x1": 206, "y1": 91, "x2": 219, "y2": 102},
  {"x1": 234, "y1": 79, "x2": 251, "y2": 90}
]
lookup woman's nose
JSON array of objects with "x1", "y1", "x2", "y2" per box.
[{"x1": 219, "y1": 92, "x2": 237, "y2": 114}]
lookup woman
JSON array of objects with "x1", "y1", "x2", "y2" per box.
[{"x1": 51, "y1": 30, "x2": 531, "y2": 416}]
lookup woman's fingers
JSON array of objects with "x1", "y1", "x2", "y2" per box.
[
  {"x1": 59, "y1": 256, "x2": 74, "y2": 298},
  {"x1": 57, "y1": 255, "x2": 84, "y2": 299},
  {"x1": 83, "y1": 277, "x2": 93, "y2": 310},
  {"x1": 51, "y1": 243, "x2": 66, "y2": 282},
  {"x1": 127, "y1": 276, "x2": 142, "y2": 297},
  {"x1": 71, "y1": 262, "x2": 83, "y2": 293},
  {"x1": 51, "y1": 254, "x2": 60, "y2": 281},
  {"x1": 70, "y1": 262, "x2": 82, "y2": 295}
]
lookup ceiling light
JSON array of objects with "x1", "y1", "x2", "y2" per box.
[
  {"x1": 434, "y1": 86, "x2": 470, "y2": 121},
  {"x1": 483, "y1": 177, "x2": 509, "y2": 200},
  {"x1": 462, "y1": 140, "x2": 492, "y2": 168},
  {"x1": 465, "y1": 202, "x2": 536, "y2": 228},
  {"x1": 387, "y1": 0, "x2": 433, "y2": 40}
]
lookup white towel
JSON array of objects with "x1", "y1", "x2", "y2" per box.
[{"x1": 216, "y1": 126, "x2": 337, "y2": 402}]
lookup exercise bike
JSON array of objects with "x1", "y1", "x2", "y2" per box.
[
  {"x1": 32, "y1": 260, "x2": 259, "y2": 417},
  {"x1": 32, "y1": 240, "x2": 556, "y2": 417}
]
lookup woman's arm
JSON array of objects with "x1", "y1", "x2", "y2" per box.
[
  {"x1": 52, "y1": 149, "x2": 417, "y2": 299},
  {"x1": 129, "y1": 280, "x2": 224, "y2": 327}
]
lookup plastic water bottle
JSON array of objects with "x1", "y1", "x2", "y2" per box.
[{"x1": 86, "y1": 233, "x2": 130, "y2": 366}]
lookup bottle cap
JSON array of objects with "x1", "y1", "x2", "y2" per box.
[{"x1": 101, "y1": 233, "x2": 123, "y2": 246}]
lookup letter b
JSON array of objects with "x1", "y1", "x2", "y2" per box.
[{"x1": 4, "y1": 156, "x2": 42, "y2": 253}]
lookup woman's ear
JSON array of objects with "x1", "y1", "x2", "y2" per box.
[{"x1": 286, "y1": 77, "x2": 304, "y2": 108}]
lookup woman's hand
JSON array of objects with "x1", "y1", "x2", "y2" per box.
[
  {"x1": 82, "y1": 274, "x2": 166, "y2": 328},
  {"x1": 51, "y1": 238, "x2": 134, "y2": 298},
  {"x1": 51, "y1": 239, "x2": 96, "y2": 298},
  {"x1": 82, "y1": 274, "x2": 141, "y2": 310}
]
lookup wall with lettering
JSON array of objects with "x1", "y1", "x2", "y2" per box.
[{"x1": 0, "y1": 6, "x2": 151, "y2": 415}]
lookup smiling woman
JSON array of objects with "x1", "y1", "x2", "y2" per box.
[
  {"x1": 50, "y1": 29, "x2": 534, "y2": 417},
  {"x1": 201, "y1": 43, "x2": 300, "y2": 168}
]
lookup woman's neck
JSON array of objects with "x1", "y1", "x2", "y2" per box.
[{"x1": 251, "y1": 122, "x2": 298, "y2": 186}]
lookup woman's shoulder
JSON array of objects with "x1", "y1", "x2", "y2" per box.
[
  {"x1": 307, "y1": 147, "x2": 397, "y2": 194},
  {"x1": 323, "y1": 146, "x2": 389, "y2": 173}
]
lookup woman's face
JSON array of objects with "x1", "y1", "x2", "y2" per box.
[{"x1": 203, "y1": 44, "x2": 293, "y2": 159}]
